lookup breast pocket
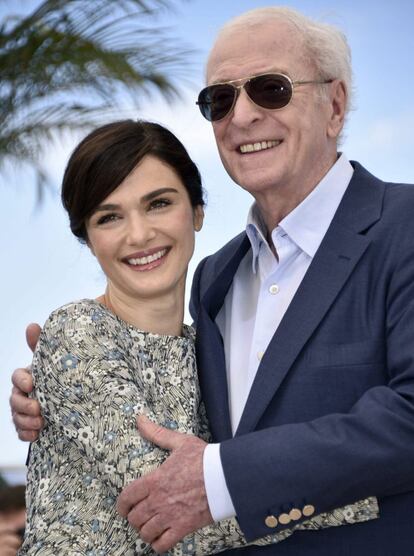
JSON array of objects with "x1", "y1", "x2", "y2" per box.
[{"x1": 304, "y1": 340, "x2": 385, "y2": 368}]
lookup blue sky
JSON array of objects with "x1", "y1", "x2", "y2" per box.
[{"x1": 1, "y1": 0, "x2": 414, "y2": 474}]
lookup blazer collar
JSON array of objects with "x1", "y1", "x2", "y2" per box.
[
  {"x1": 202, "y1": 232, "x2": 251, "y2": 320},
  {"x1": 195, "y1": 233, "x2": 250, "y2": 440}
]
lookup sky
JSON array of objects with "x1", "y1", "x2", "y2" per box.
[{"x1": 1, "y1": 0, "x2": 414, "y2": 478}]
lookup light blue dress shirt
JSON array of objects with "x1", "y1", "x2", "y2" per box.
[{"x1": 203, "y1": 154, "x2": 354, "y2": 521}]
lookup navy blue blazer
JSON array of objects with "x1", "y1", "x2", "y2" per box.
[{"x1": 190, "y1": 162, "x2": 414, "y2": 555}]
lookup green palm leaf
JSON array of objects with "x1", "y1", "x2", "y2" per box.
[{"x1": 0, "y1": 0, "x2": 195, "y2": 193}]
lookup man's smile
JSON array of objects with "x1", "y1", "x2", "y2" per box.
[{"x1": 239, "y1": 139, "x2": 282, "y2": 154}]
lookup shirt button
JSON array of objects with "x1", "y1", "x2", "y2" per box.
[
  {"x1": 257, "y1": 351, "x2": 264, "y2": 361},
  {"x1": 269, "y1": 284, "x2": 279, "y2": 294}
]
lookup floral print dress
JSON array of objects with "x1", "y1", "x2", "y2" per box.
[{"x1": 19, "y1": 299, "x2": 379, "y2": 555}]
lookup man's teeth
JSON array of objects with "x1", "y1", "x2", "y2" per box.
[
  {"x1": 127, "y1": 249, "x2": 167, "y2": 266},
  {"x1": 239, "y1": 140, "x2": 281, "y2": 154}
]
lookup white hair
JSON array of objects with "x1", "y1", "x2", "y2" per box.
[{"x1": 210, "y1": 7, "x2": 353, "y2": 115}]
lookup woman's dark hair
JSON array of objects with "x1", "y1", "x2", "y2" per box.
[{"x1": 61, "y1": 120, "x2": 205, "y2": 242}]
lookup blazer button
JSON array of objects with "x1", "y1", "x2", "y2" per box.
[
  {"x1": 265, "y1": 515, "x2": 278, "y2": 528},
  {"x1": 289, "y1": 508, "x2": 302, "y2": 521},
  {"x1": 278, "y1": 513, "x2": 291, "y2": 525},
  {"x1": 303, "y1": 504, "x2": 315, "y2": 517}
]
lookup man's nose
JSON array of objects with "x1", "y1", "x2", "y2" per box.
[{"x1": 230, "y1": 87, "x2": 263, "y2": 126}]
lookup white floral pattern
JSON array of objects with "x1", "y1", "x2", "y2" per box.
[{"x1": 20, "y1": 299, "x2": 379, "y2": 555}]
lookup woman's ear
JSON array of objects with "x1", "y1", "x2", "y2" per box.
[{"x1": 193, "y1": 205, "x2": 204, "y2": 232}]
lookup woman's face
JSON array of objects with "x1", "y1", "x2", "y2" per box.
[{"x1": 86, "y1": 155, "x2": 203, "y2": 303}]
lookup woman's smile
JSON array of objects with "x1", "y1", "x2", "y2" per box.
[{"x1": 122, "y1": 246, "x2": 170, "y2": 271}]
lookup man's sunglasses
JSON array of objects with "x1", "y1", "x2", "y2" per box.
[{"x1": 196, "y1": 72, "x2": 334, "y2": 122}]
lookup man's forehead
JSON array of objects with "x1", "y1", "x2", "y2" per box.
[{"x1": 206, "y1": 22, "x2": 307, "y2": 84}]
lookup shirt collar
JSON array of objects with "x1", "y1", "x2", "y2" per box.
[{"x1": 245, "y1": 154, "x2": 354, "y2": 269}]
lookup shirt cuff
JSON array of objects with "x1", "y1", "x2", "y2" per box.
[{"x1": 203, "y1": 442, "x2": 236, "y2": 521}]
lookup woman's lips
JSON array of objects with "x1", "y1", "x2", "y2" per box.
[{"x1": 122, "y1": 247, "x2": 169, "y2": 271}]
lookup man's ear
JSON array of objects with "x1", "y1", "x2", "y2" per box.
[
  {"x1": 327, "y1": 79, "x2": 347, "y2": 139},
  {"x1": 193, "y1": 205, "x2": 204, "y2": 232}
]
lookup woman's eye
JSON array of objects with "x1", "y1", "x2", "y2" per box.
[
  {"x1": 149, "y1": 198, "x2": 171, "y2": 211},
  {"x1": 97, "y1": 213, "x2": 119, "y2": 225}
]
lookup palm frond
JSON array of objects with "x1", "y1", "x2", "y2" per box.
[{"x1": 0, "y1": 0, "x2": 195, "y2": 193}]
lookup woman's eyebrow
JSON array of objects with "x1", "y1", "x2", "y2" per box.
[
  {"x1": 91, "y1": 188, "x2": 179, "y2": 215},
  {"x1": 91, "y1": 203, "x2": 119, "y2": 215},
  {"x1": 141, "y1": 187, "x2": 178, "y2": 202}
]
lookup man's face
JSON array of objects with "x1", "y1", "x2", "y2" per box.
[{"x1": 206, "y1": 21, "x2": 344, "y2": 205}]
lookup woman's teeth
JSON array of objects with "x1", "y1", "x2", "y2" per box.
[{"x1": 127, "y1": 248, "x2": 167, "y2": 266}]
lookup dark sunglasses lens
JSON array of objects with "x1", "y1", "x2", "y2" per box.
[
  {"x1": 247, "y1": 74, "x2": 292, "y2": 109},
  {"x1": 197, "y1": 84, "x2": 236, "y2": 121}
]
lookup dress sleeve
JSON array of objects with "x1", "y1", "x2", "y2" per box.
[{"x1": 32, "y1": 302, "x2": 167, "y2": 491}]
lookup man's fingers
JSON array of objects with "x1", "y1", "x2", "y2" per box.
[
  {"x1": 137, "y1": 415, "x2": 185, "y2": 451},
  {"x1": 26, "y1": 322, "x2": 41, "y2": 352},
  {"x1": 123, "y1": 496, "x2": 152, "y2": 530},
  {"x1": 13, "y1": 411, "x2": 43, "y2": 431},
  {"x1": 118, "y1": 430, "x2": 209, "y2": 547},
  {"x1": 10, "y1": 369, "x2": 42, "y2": 440},
  {"x1": 151, "y1": 528, "x2": 180, "y2": 554},
  {"x1": 138, "y1": 514, "x2": 166, "y2": 544},
  {"x1": 11, "y1": 368, "x2": 34, "y2": 394},
  {"x1": 17, "y1": 429, "x2": 39, "y2": 442},
  {"x1": 10, "y1": 388, "x2": 40, "y2": 417},
  {"x1": 117, "y1": 478, "x2": 149, "y2": 517}
]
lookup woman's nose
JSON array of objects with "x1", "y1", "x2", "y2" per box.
[{"x1": 125, "y1": 215, "x2": 156, "y2": 246}]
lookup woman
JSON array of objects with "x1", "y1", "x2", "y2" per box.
[{"x1": 19, "y1": 120, "x2": 378, "y2": 555}]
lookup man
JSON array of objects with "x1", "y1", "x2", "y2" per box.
[{"x1": 10, "y1": 7, "x2": 414, "y2": 555}]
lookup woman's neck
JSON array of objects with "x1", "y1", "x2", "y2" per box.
[{"x1": 96, "y1": 285, "x2": 185, "y2": 337}]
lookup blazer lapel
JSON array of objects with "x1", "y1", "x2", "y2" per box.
[
  {"x1": 236, "y1": 162, "x2": 384, "y2": 435},
  {"x1": 196, "y1": 234, "x2": 251, "y2": 441}
]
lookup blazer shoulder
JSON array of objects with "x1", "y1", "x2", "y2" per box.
[
  {"x1": 383, "y1": 180, "x2": 414, "y2": 205},
  {"x1": 353, "y1": 160, "x2": 414, "y2": 201},
  {"x1": 190, "y1": 232, "x2": 247, "y2": 321},
  {"x1": 378, "y1": 179, "x2": 414, "y2": 232},
  {"x1": 348, "y1": 162, "x2": 414, "y2": 232},
  {"x1": 199, "y1": 231, "x2": 246, "y2": 283}
]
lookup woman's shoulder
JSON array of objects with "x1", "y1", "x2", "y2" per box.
[
  {"x1": 41, "y1": 299, "x2": 117, "y2": 339},
  {"x1": 35, "y1": 299, "x2": 132, "y2": 368},
  {"x1": 45, "y1": 298, "x2": 108, "y2": 322}
]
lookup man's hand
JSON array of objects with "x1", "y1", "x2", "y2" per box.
[
  {"x1": 9, "y1": 323, "x2": 43, "y2": 442},
  {"x1": 0, "y1": 523, "x2": 22, "y2": 556},
  {"x1": 117, "y1": 416, "x2": 213, "y2": 553}
]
